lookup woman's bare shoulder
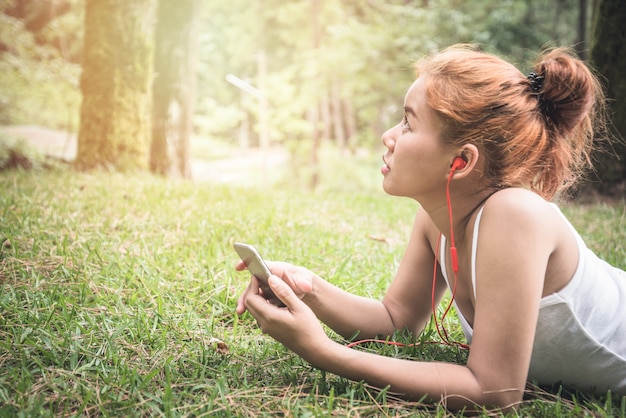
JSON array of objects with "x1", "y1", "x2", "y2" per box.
[
  {"x1": 478, "y1": 188, "x2": 566, "y2": 255},
  {"x1": 482, "y1": 188, "x2": 559, "y2": 225}
]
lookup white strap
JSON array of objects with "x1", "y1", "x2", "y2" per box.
[{"x1": 471, "y1": 206, "x2": 486, "y2": 299}]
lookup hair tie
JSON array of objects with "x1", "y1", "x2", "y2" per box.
[
  {"x1": 527, "y1": 71, "x2": 545, "y2": 93},
  {"x1": 527, "y1": 71, "x2": 555, "y2": 122}
]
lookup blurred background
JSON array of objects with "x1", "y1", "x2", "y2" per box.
[{"x1": 0, "y1": 0, "x2": 624, "y2": 195}]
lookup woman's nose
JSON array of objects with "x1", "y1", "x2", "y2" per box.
[{"x1": 382, "y1": 127, "x2": 396, "y2": 151}]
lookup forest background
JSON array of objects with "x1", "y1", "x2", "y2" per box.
[{"x1": 0, "y1": 0, "x2": 624, "y2": 195}]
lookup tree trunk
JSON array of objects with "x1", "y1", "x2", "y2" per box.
[
  {"x1": 308, "y1": 103, "x2": 320, "y2": 189},
  {"x1": 589, "y1": 0, "x2": 626, "y2": 195},
  {"x1": 576, "y1": 0, "x2": 588, "y2": 60},
  {"x1": 150, "y1": 0, "x2": 199, "y2": 178},
  {"x1": 321, "y1": 86, "x2": 331, "y2": 142},
  {"x1": 331, "y1": 79, "x2": 346, "y2": 153},
  {"x1": 76, "y1": 0, "x2": 156, "y2": 171},
  {"x1": 343, "y1": 98, "x2": 357, "y2": 154},
  {"x1": 309, "y1": 0, "x2": 321, "y2": 189}
]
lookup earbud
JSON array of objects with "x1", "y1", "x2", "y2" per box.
[{"x1": 451, "y1": 157, "x2": 467, "y2": 172}]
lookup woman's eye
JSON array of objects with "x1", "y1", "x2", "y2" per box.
[{"x1": 401, "y1": 116, "x2": 410, "y2": 131}]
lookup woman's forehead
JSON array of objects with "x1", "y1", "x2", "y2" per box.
[{"x1": 403, "y1": 77, "x2": 428, "y2": 112}]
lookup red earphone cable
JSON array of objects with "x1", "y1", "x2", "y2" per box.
[
  {"x1": 447, "y1": 160, "x2": 461, "y2": 274},
  {"x1": 347, "y1": 161, "x2": 469, "y2": 352},
  {"x1": 431, "y1": 162, "x2": 469, "y2": 350}
]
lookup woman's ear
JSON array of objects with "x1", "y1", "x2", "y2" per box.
[{"x1": 450, "y1": 144, "x2": 479, "y2": 179}]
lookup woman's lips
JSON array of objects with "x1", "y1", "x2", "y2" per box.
[{"x1": 381, "y1": 156, "x2": 390, "y2": 175}]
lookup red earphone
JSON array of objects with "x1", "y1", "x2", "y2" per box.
[{"x1": 451, "y1": 156, "x2": 467, "y2": 172}]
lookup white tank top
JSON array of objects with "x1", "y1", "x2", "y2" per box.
[{"x1": 439, "y1": 204, "x2": 626, "y2": 395}]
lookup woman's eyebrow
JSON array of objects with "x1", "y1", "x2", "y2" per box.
[{"x1": 404, "y1": 106, "x2": 417, "y2": 119}]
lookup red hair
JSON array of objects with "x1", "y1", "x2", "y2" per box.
[{"x1": 415, "y1": 45, "x2": 606, "y2": 199}]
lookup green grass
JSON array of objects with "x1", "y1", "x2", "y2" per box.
[{"x1": 0, "y1": 164, "x2": 624, "y2": 417}]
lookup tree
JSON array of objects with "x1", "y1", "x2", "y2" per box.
[
  {"x1": 2, "y1": 0, "x2": 81, "y2": 63},
  {"x1": 150, "y1": 0, "x2": 200, "y2": 178},
  {"x1": 0, "y1": 0, "x2": 82, "y2": 131},
  {"x1": 589, "y1": 0, "x2": 626, "y2": 195},
  {"x1": 75, "y1": 0, "x2": 157, "y2": 171}
]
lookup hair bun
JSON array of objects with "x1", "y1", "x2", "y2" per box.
[{"x1": 531, "y1": 48, "x2": 598, "y2": 135}]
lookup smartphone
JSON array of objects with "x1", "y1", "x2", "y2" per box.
[
  {"x1": 233, "y1": 242, "x2": 283, "y2": 305},
  {"x1": 233, "y1": 242, "x2": 271, "y2": 284}
]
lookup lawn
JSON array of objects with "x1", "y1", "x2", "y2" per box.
[{"x1": 0, "y1": 162, "x2": 624, "y2": 417}]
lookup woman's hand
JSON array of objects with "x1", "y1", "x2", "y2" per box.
[
  {"x1": 235, "y1": 259, "x2": 394, "y2": 342},
  {"x1": 236, "y1": 261, "x2": 315, "y2": 315},
  {"x1": 243, "y1": 275, "x2": 329, "y2": 361}
]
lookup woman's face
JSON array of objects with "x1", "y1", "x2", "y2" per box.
[{"x1": 381, "y1": 76, "x2": 451, "y2": 200}]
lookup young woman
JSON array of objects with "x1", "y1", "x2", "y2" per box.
[{"x1": 235, "y1": 45, "x2": 626, "y2": 410}]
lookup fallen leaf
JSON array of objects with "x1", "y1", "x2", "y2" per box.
[{"x1": 208, "y1": 337, "x2": 229, "y2": 354}]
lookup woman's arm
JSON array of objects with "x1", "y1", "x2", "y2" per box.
[
  {"x1": 239, "y1": 261, "x2": 397, "y2": 339},
  {"x1": 307, "y1": 207, "x2": 448, "y2": 339},
  {"x1": 245, "y1": 275, "x2": 503, "y2": 411},
  {"x1": 237, "y1": 207, "x2": 445, "y2": 340}
]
